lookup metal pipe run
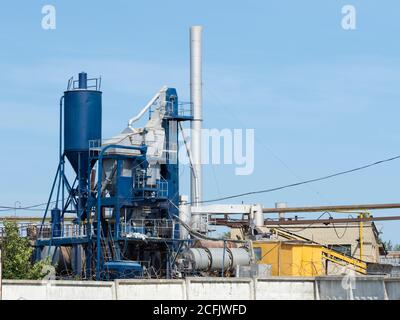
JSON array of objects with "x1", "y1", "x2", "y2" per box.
[
  {"x1": 262, "y1": 203, "x2": 400, "y2": 213},
  {"x1": 127, "y1": 86, "x2": 167, "y2": 128},
  {"x1": 263, "y1": 215, "x2": 400, "y2": 225},
  {"x1": 211, "y1": 215, "x2": 400, "y2": 227},
  {"x1": 190, "y1": 25, "x2": 203, "y2": 205}
]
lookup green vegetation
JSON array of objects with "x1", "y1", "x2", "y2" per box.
[
  {"x1": 382, "y1": 240, "x2": 400, "y2": 252},
  {"x1": 1, "y1": 220, "x2": 52, "y2": 280},
  {"x1": 222, "y1": 231, "x2": 231, "y2": 239}
]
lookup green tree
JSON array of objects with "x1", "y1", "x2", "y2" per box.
[
  {"x1": 384, "y1": 240, "x2": 393, "y2": 251},
  {"x1": 222, "y1": 231, "x2": 231, "y2": 239},
  {"x1": 1, "y1": 221, "x2": 51, "y2": 279}
]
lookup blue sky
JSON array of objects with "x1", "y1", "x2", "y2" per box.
[{"x1": 1, "y1": 1, "x2": 400, "y2": 242}]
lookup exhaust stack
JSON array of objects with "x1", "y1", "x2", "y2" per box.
[{"x1": 190, "y1": 25, "x2": 203, "y2": 205}]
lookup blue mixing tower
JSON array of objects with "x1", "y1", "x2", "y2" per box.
[{"x1": 36, "y1": 73, "x2": 192, "y2": 280}]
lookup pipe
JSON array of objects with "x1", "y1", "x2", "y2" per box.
[
  {"x1": 190, "y1": 26, "x2": 203, "y2": 205},
  {"x1": 179, "y1": 195, "x2": 191, "y2": 240},
  {"x1": 127, "y1": 86, "x2": 167, "y2": 128},
  {"x1": 179, "y1": 122, "x2": 198, "y2": 196},
  {"x1": 262, "y1": 203, "x2": 400, "y2": 213},
  {"x1": 56, "y1": 96, "x2": 64, "y2": 209},
  {"x1": 275, "y1": 202, "x2": 287, "y2": 220},
  {"x1": 212, "y1": 215, "x2": 400, "y2": 226},
  {"x1": 78, "y1": 72, "x2": 87, "y2": 89},
  {"x1": 359, "y1": 214, "x2": 364, "y2": 260}
]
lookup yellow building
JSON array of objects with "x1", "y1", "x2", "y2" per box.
[{"x1": 253, "y1": 240, "x2": 325, "y2": 276}]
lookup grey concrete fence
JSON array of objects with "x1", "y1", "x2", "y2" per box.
[{"x1": 1, "y1": 276, "x2": 399, "y2": 300}]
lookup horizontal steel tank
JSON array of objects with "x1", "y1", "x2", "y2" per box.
[
  {"x1": 186, "y1": 248, "x2": 210, "y2": 271},
  {"x1": 208, "y1": 248, "x2": 231, "y2": 270},
  {"x1": 184, "y1": 247, "x2": 251, "y2": 272},
  {"x1": 64, "y1": 72, "x2": 102, "y2": 178}
]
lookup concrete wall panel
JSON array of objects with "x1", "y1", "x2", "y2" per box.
[
  {"x1": 186, "y1": 278, "x2": 253, "y2": 300},
  {"x1": 385, "y1": 278, "x2": 400, "y2": 300},
  {"x1": 255, "y1": 278, "x2": 315, "y2": 300},
  {"x1": 317, "y1": 276, "x2": 386, "y2": 300},
  {"x1": 116, "y1": 279, "x2": 186, "y2": 300}
]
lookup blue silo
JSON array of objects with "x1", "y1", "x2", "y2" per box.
[{"x1": 64, "y1": 72, "x2": 102, "y2": 181}]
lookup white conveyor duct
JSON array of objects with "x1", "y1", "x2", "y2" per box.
[{"x1": 127, "y1": 86, "x2": 167, "y2": 129}]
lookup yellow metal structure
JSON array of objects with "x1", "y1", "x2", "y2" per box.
[
  {"x1": 252, "y1": 227, "x2": 368, "y2": 276},
  {"x1": 253, "y1": 240, "x2": 325, "y2": 276},
  {"x1": 321, "y1": 246, "x2": 367, "y2": 274}
]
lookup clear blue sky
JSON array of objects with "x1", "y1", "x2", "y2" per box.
[{"x1": 1, "y1": 1, "x2": 400, "y2": 243}]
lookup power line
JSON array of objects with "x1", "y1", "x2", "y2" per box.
[
  {"x1": 192, "y1": 154, "x2": 400, "y2": 205},
  {"x1": 206, "y1": 88, "x2": 332, "y2": 205},
  {"x1": 2, "y1": 154, "x2": 400, "y2": 210},
  {"x1": 0, "y1": 158, "x2": 150, "y2": 214},
  {"x1": 0, "y1": 201, "x2": 57, "y2": 212}
]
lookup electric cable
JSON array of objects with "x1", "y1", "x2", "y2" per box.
[
  {"x1": 207, "y1": 88, "x2": 332, "y2": 204},
  {"x1": 3, "y1": 154, "x2": 399, "y2": 212},
  {"x1": 328, "y1": 212, "x2": 350, "y2": 240},
  {"x1": 275, "y1": 211, "x2": 355, "y2": 253},
  {"x1": 277, "y1": 211, "x2": 329, "y2": 232},
  {"x1": 190, "y1": 154, "x2": 400, "y2": 204}
]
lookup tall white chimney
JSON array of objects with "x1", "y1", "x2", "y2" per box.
[{"x1": 190, "y1": 26, "x2": 203, "y2": 205}]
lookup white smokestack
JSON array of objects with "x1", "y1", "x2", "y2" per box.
[{"x1": 190, "y1": 26, "x2": 203, "y2": 205}]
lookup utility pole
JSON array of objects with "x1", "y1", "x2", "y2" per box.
[
  {"x1": 14, "y1": 201, "x2": 21, "y2": 217},
  {"x1": 358, "y1": 212, "x2": 369, "y2": 261}
]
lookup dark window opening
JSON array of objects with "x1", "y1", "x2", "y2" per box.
[
  {"x1": 254, "y1": 247, "x2": 262, "y2": 261},
  {"x1": 328, "y1": 244, "x2": 352, "y2": 257}
]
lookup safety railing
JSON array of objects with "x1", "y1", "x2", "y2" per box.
[
  {"x1": 380, "y1": 256, "x2": 400, "y2": 266},
  {"x1": 176, "y1": 101, "x2": 193, "y2": 118},
  {"x1": 0, "y1": 223, "x2": 39, "y2": 240},
  {"x1": 67, "y1": 76, "x2": 101, "y2": 91},
  {"x1": 120, "y1": 219, "x2": 175, "y2": 239},
  {"x1": 36, "y1": 223, "x2": 88, "y2": 239},
  {"x1": 0, "y1": 223, "x2": 87, "y2": 240},
  {"x1": 149, "y1": 101, "x2": 193, "y2": 119},
  {"x1": 134, "y1": 175, "x2": 169, "y2": 199}
]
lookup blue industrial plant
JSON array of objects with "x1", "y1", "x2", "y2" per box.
[
  {"x1": 32, "y1": 27, "x2": 255, "y2": 281},
  {"x1": 35, "y1": 72, "x2": 193, "y2": 280}
]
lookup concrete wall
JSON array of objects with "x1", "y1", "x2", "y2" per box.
[
  {"x1": 116, "y1": 279, "x2": 186, "y2": 300},
  {"x1": 385, "y1": 278, "x2": 400, "y2": 300},
  {"x1": 1, "y1": 277, "x2": 399, "y2": 300},
  {"x1": 316, "y1": 276, "x2": 387, "y2": 300},
  {"x1": 187, "y1": 278, "x2": 254, "y2": 300},
  {"x1": 3, "y1": 280, "x2": 115, "y2": 300},
  {"x1": 255, "y1": 278, "x2": 316, "y2": 300}
]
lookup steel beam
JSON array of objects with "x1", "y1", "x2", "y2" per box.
[
  {"x1": 211, "y1": 215, "x2": 400, "y2": 226},
  {"x1": 262, "y1": 203, "x2": 400, "y2": 213}
]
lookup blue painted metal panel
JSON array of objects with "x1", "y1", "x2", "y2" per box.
[
  {"x1": 51, "y1": 208, "x2": 62, "y2": 237},
  {"x1": 35, "y1": 237, "x2": 90, "y2": 246},
  {"x1": 64, "y1": 88, "x2": 102, "y2": 176},
  {"x1": 103, "y1": 260, "x2": 143, "y2": 279}
]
